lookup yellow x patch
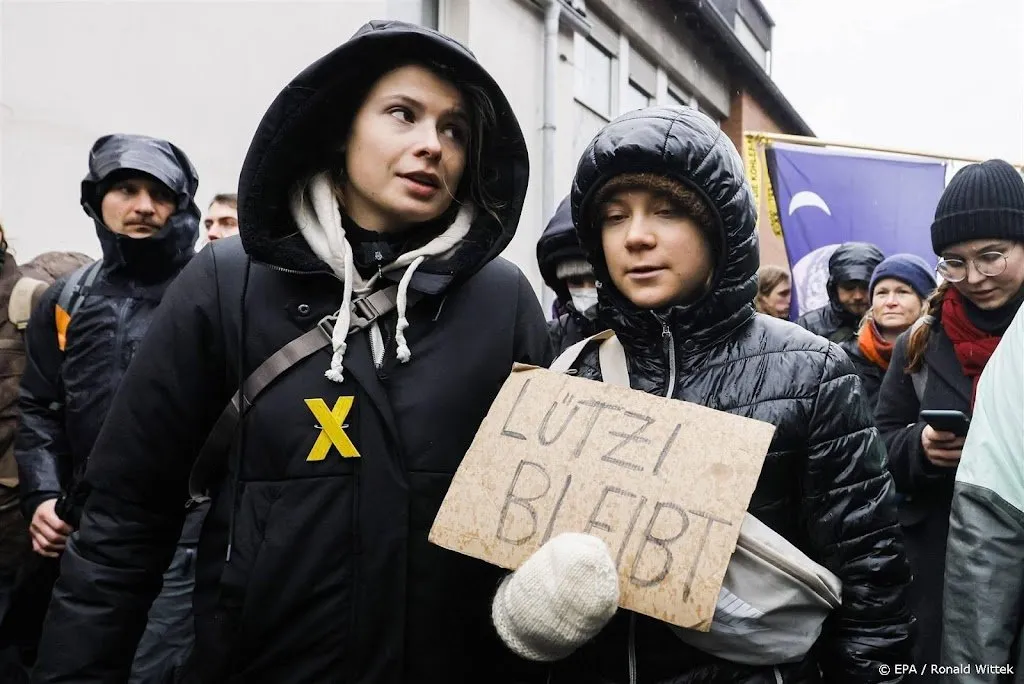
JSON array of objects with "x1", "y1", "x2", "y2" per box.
[{"x1": 305, "y1": 397, "x2": 361, "y2": 461}]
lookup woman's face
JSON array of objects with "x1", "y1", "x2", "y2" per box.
[
  {"x1": 871, "y1": 277, "x2": 923, "y2": 335},
  {"x1": 760, "y1": 280, "x2": 791, "y2": 318},
  {"x1": 600, "y1": 187, "x2": 714, "y2": 310},
  {"x1": 342, "y1": 64, "x2": 470, "y2": 232},
  {"x1": 940, "y1": 239, "x2": 1024, "y2": 310}
]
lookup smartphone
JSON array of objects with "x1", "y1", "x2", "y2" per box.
[{"x1": 919, "y1": 410, "x2": 971, "y2": 437}]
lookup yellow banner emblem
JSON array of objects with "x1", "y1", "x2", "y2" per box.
[
  {"x1": 743, "y1": 133, "x2": 784, "y2": 239},
  {"x1": 305, "y1": 397, "x2": 361, "y2": 461}
]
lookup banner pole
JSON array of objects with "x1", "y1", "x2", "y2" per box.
[{"x1": 746, "y1": 131, "x2": 1024, "y2": 171}]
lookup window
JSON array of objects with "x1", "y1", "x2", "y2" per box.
[
  {"x1": 573, "y1": 104, "x2": 610, "y2": 164},
  {"x1": 623, "y1": 81, "x2": 652, "y2": 112},
  {"x1": 668, "y1": 85, "x2": 692, "y2": 109},
  {"x1": 625, "y1": 48, "x2": 656, "y2": 114},
  {"x1": 386, "y1": 0, "x2": 439, "y2": 29},
  {"x1": 734, "y1": 16, "x2": 768, "y2": 70},
  {"x1": 575, "y1": 38, "x2": 614, "y2": 117},
  {"x1": 697, "y1": 104, "x2": 722, "y2": 127}
]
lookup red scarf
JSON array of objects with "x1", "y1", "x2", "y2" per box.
[
  {"x1": 941, "y1": 287, "x2": 1003, "y2": 408},
  {"x1": 857, "y1": 320, "x2": 894, "y2": 371}
]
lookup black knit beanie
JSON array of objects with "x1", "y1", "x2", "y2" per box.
[{"x1": 931, "y1": 159, "x2": 1024, "y2": 254}]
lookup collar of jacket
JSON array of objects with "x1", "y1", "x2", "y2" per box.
[
  {"x1": 85, "y1": 204, "x2": 195, "y2": 283},
  {"x1": 827, "y1": 297, "x2": 861, "y2": 329},
  {"x1": 600, "y1": 282, "x2": 757, "y2": 366}
]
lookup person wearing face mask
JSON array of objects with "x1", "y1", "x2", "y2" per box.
[
  {"x1": 841, "y1": 254, "x2": 935, "y2": 414},
  {"x1": 30, "y1": 21, "x2": 549, "y2": 684},
  {"x1": 492, "y1": 106, "x2": 912, "y2": 683},
  {"x1": 753, "y1": 264, "x2": 791, "y2": 319},
  {"x1": 875, "y1": 159, "x2": 1024, "y2": 682},
  {"x1": 537, "y1": 196, "x2": 601, "y2": 353},
  {"x1": 796, "y1": 241, "x2": 885, "y2": 342}
]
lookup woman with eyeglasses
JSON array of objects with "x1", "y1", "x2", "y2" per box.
[
  {"x1": 840, "y1": 254, "x2": 935, "y2": 414},
  {"x1": 875, "y1": 159, "x2": 1024, "y2": 681}
]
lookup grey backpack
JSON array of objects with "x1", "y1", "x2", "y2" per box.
[{"x1": 551, "y1": 332, "x2": 843, "y2": 667}]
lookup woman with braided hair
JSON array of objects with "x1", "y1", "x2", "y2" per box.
[{"x1": 876, "y1": 159, "x2": 1024, "y2": 681}]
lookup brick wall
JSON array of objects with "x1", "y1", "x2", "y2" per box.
[{"x1": 722, "y1": 90, "x2": 795, "y2": 269}]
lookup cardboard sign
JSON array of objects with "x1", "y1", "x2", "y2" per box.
[{"x1": 429, "y1": 365, "x2": 775, "y2": 631}]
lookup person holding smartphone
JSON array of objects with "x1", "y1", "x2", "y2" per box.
[
  {"x1": 942, "y1": 305, "x2": 1024, "y2": 681},
  {"x1": 875, "y1": 159, "x2": 1024, "y2": 681}
]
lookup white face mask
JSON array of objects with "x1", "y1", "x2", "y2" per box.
[{"x1": 568, "y1": 286, "x2": 599, "y2": 319}]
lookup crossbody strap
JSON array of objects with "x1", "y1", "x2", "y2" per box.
[
  {"x1": 56, "y1": 261, "x2": 101, "y2": 316},
  {"x1": 548, "y1": 329, "x2": 630, "y2": 388},
  {"x1": 187, "y1": 284, "x2": 417, "y2": 500}
]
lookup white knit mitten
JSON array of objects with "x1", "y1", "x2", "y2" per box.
[{"x1": 492, "y1": 533, "x2": 620, "y2": 662}]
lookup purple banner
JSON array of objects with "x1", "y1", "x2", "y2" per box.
[{"x1": 765, "y1": 143, "x2": 946, "y2": 317}]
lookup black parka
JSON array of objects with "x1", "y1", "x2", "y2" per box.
[
  {"x1": 550, "y1": 107, "x2": 912, "y2": 683},
  {"x1": 875, "y1": 326, "x2": 971, "y2": 675},
  {"x1": 16, "y1": 134, "x2": 199, "y2": 521},
  {"x1": 32, "y1": 21, "x2": 549, "y2": 684}
]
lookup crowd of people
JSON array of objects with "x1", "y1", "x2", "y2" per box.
[{"x1": 0, "y1": 18, "x2": 1020, "y2": 684}]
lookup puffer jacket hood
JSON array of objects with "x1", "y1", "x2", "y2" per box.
[
  {"x1": 570, "y1": 106, "x2": 758, "y2": 355},
  {"x1": 826, "y1": 241, "x2": 884, "y2": 312},
  {"x1": 536, "y1": 195, "x2": 579, "y2": 305},
  {"x1": 236, "y1": 20, "x2": 529, "y2": 294},
  {"x1": 557, "y1": 107, "x2": 913, "y2": 683},
  {"x1": 80, "y1": 134, "x2": 199, "y2": 279}
]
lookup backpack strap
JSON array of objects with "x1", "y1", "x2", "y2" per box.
[
  {"x1": 187, "y1": 283, "x2": 417, "y2": 501},
  {"x1": 8, "y1": 277, "x2": 50, "y2": 330},
  {"x1": 547, "y1": 330, "x2": 613, "y2": 374},
  {"x1": 54, "y1": 261, "x2": 101, "y2": 351},
  {"x1": 548, "y1": 329, "x2": 630, "y2": 388}
]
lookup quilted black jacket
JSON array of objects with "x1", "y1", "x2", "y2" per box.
[{"x1": 549, "y1": 106, "x2": 913, "y2": 684}]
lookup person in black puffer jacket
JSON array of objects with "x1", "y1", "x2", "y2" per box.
[
  {"x1": 537, "y1": 195, "x2": 602, "y2": 353},
  {"x1": 796, "y1": 241, "x2": 884, "y2": 342},
  {"x1": 29, "y1": 21, "x2": 549, "y2": 684},
  {"x1": 494, "y1": 106, "x2": 913, "y2": 683}
]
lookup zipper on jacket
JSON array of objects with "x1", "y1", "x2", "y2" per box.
[
  {"x1": 628, "y1": 613, "x2": 638, "y2": 684},
  {"x1": 253, "y1": 259, "x2": 335, "y2": 279},
  {"x1": 658, "y1": 316, "x2": 677, "y2": 399},
  {"x1": 369, "y1": 321, "x2": 385, "y2": 369}
]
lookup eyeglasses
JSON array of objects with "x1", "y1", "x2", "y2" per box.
[{"x1": 936, "y1": 251, "x2": 1011, "y2": 283}]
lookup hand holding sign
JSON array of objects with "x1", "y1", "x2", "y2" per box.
[{"x1": 429, "y1": 364, "x2": 775, "y2": 631}]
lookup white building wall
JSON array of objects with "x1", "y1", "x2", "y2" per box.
[
  {"x1": 0, "y1": 0, "x2": 728, "y2": 299},
  {"x1": 1, "y1": 1, "x2": 389, "y2": 261},
  {"x1": 464, "y1": 0, "x2": 546, "y2": 289}
]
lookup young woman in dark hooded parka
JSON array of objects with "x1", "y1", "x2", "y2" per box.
[
  {"x1": 30, "y1": 20, "x2": 549, "y2": 683},
  {"x1": 491, "y1": 106, "x2": 913, "y2": 683}
]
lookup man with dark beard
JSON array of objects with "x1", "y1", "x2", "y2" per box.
[{"x1": 796, "y1": 241, "x2": 885, "y2": 342}]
